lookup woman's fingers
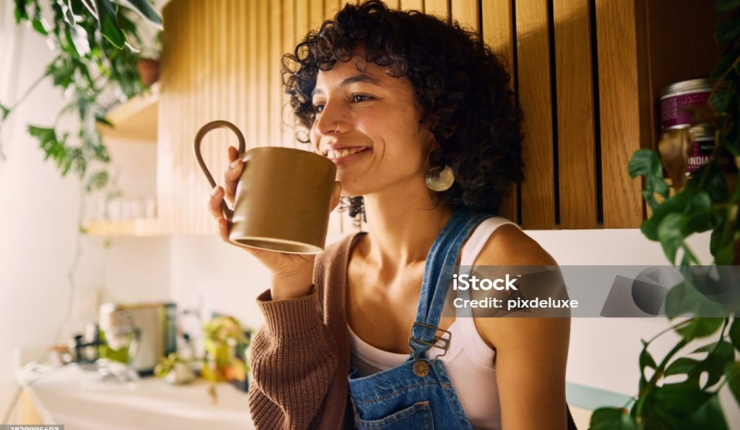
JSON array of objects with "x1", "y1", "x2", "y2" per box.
[
  {"x1": 208, "y1": 186, "x2": 231, "y2": 242},
  {"x1": 224, "y1": 146, "x2": 243, "y2": 204}
]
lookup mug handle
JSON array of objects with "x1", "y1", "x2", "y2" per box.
[{"x1": 193, "y1": 120, "x2": 246, "y2": 221}]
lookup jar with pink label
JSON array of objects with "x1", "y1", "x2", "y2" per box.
[{"x1": 660, "y1": 79, "x2": 711, "y2": 130}]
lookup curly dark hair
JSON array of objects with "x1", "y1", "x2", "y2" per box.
[{"x1": 282, "y1": 0, "x2": 523, "y2": 215}]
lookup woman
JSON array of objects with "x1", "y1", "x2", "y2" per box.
[{"x1": 207, "y1": 2, "x2": 572, "y2": 429}]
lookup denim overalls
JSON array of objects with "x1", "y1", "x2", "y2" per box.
[{"x1": 348, "y1": 208, "x2": 489, "y2": 430}]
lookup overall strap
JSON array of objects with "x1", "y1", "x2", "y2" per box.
[{"x1": 408, "y1": 208, "x2": 489, "y2": 359}]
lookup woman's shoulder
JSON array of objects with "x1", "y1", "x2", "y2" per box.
[{"x1": 473, "y1": 220, "x2": 557, "y2": 267}]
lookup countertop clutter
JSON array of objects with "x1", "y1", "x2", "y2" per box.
[{"x1": 17, "y1": 362, "x2": 254, "y2": 430}]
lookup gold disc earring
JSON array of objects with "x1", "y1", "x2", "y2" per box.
[{"x1": 425, "y1": 165, "x2": 455, "y2": 192}]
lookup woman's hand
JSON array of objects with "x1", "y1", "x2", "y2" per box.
[{"x1": 208, "y1": 145, "x2": 342, "y2": 300}]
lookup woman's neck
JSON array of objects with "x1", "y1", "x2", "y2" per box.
[{"x1": 360, "y1": 186, "x2": 453, "y2": 269}]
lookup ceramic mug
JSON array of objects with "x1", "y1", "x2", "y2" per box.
[{"x1": 194, "y1": 120, "x2": 337, "y2": 254}]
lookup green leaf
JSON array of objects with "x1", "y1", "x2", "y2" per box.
[
  {"x1": 86, "y1": 170, "x2": 109, "y2": 192},
  {"x1": 590, "y1": 407, "x2": 638, "y2": 430},
  {"x1": 688, "y1": 395, "x2": 728, "y2": 430},
  {"x1": 716, "y1": 0, "x2": 740, "y2": 14},
  {"x1": 111, "y1": 0, "x2": 162, "y2": 28},
  {"x1": 641, "y1": 190, "x2": 693, "y2": 241},
  {"x1": 658, "y1": 213, "x2": 684, "y2": 264},
  {"x1": 675, "y1": 318, "x2": 725, "y2": 340},
  {"x1": 0, "y1": 102, "x2": 10, "y2": 121},
  {"x1": 31, "y1": 18, "x2": 48, "y2": 36},
  {"x1": 94, "y1": 0, "x2": 127, "y2": 49},
  {"x1": 716, "y1": 17, "x2": 740, "y2": 45},
  {"x1": 640, "y1": 347, "x2": 657, "y2": 370},
  {"x1": 730, "y1": 318, "x2": 740, "y2": 350},
  {"x1": 628, "y1": 149, "x2": 669, "y2": 210},
  {"x1": 703, "y1": 340, "x2": 734, "y2": 389},
  {"x1": 654, "y1": 379, "x2": 708, "y2": 415},
  {"x1": 664, "y1": 357, "x2": 701, "y2": 376}
]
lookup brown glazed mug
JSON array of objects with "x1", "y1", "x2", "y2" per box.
[{"x1": 194, "y1": 120, "x2": 337, "y2": 254}]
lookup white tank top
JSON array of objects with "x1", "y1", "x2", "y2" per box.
[{"x1": 348, "y1": 217, "x2": 517, "y2": 430}]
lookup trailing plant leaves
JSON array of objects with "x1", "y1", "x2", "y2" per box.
[
  {"x1": 716, "y1": 17, "x2": 740, "y2": 46},
  {"x1": 641, "y1": 190, "x2": 692, "y2": 241},
  {"x1": 675, "y1": 318, "x2": 724, "y2": 340},
  {"x1": 86, "y1": 170, "x2": 109, "y2": 192},
  {"x1": 628, "y1": 149, "x2": 669, "y2": 209},
  {"x1": 590, "y1": 407, "x2": 638, "y2": 430},
  {"x1": 657, "y1": 213, "x2": 684, "y2": 264},
  {"x1": 32, "y1": 17, "x2": 48, "y2": 36},
  {"x1": 94, "y1": 0, "x2": 126, "y2": 49},
  {"x1": 112, "y1": 0, "x2": 162, "y2": 28}
]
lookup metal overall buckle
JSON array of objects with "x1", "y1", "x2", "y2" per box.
[{"x1": 409, "y1": 322, "x2": 452, "y2": 377}]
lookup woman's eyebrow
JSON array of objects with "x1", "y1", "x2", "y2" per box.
[{"x1": 312, "y1": 74, "x2": 382, "y2": 97}]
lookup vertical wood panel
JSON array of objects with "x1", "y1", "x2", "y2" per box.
[
  {"x1": 451, "y1": 0, "x2": 479, "y2": 31},
  {"x1": 269, "y1": 0, "x2": 283, "y2": 147},
  {"x1": 424, "y1": 0, "x2": 449, "y2": 19},
  {"x1": 481, "y1": 0, "x2": 517, "y2": 222},
  {"x1": 554, "y1": 0, "x2": 597, "y2": 228},
  {"x1": 282, "y1": 0, "x2": 297, "y2": 148},
  {"x1": 257, "y1": 0, "x2": 269, "y2": 146},
  {"x1": 247, "y1": 0, "x2": 258, "y2": 148},
  {"x1": 595, "y1": 0, "x2": 644, "y2": 228},
  {"x1": 400, "y1": 0, "x2": 424, "y2": 11},
  {"x1": 310, "y1": 0, "x2": 324, "y2": 30},
  {"x1": 325, "y1": 0, "x2": 341, "y2": 19},
  {"x1": 516, "y1": 0, "x2": 555, "y2": 229}
]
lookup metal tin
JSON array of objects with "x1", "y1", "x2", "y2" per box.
[{"x1": 660, "y1": 78, "x2": 711, "y2": 130}]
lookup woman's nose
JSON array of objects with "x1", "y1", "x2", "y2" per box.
[{"x1": 314, "y1": 102, "x2": 345, "y2": 135}]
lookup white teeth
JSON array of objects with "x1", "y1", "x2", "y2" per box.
[{"x1": 325, "y1": 147, "x2": 366, "y2": 160}]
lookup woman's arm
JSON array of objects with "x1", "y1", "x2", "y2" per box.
[
  {"x1": 248, "y1": 287, "x2": 340, "y2": 430},
  {"x1": 473, "y1": 225, "x2": 571, "y2": 430}
]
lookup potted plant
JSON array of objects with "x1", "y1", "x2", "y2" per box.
[
  {"x1": 201, "y1": 315, "x2": 252, "y2": 403},
  {"x1": 590, "y1": 1, "x2": 739, "y2": 429},
  {"x1": 0, "y1": 0, "x2": 162, "y2": 193}
]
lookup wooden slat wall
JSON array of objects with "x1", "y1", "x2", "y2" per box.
[
  {"x1": 159, "y1": 0, "x2": 653, "y2": 235},
  {"x1": 516, "y1": 0, "x2": 556, "y2": 229},
  {"x1": 554, "y1": 0, "x2": 597, "y2": 228},
  {"x1": 595, "y1": 0, "x2": 644, "y2": 228}
]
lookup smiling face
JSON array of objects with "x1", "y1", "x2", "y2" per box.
[{"x1": 309, "y1": 51, "x2": 436, "y2": 198}]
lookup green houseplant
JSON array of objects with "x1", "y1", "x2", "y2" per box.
[
  {"x1": 0, "y1": 0, "x2": 162, "y2": 192},
  {"x1": 590, "y1": 1, "x2": 739, "y2": 429}
]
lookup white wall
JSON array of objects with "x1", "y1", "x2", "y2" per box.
[{"x1": 0, "y1": 10, "x2": 170, "y2": 421}]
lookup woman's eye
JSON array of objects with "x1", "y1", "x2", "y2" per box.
[
  {"x1": 313, "y1": 104, "x2": 325, "y2": 113},
  {"x1": 352, "y1": 94, "x2": 372, "y2": 103}
]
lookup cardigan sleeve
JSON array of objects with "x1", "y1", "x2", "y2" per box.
[{"x1": 247, "y1": 287, "x2": 340, "y2": 430}]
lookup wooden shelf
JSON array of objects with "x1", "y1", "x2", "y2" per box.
[
  {"x1": 83, "y1": 218, "x2": 163, "y2": 237},
  {"x1": 99, "y1": 83, "x2": 159, "y2": 143}
]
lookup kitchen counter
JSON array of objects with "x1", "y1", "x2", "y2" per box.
[{"x1": 17, "y1": 363, "x2": 254, "y2": 430}]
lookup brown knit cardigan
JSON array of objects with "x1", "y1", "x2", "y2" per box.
[{"x1": 247, "y1": 233, "x2": 362, "y2": 430}]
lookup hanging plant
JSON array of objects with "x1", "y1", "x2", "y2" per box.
[{"x1": 0, "y1": 0, "x2": 162, "y2": 192}]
